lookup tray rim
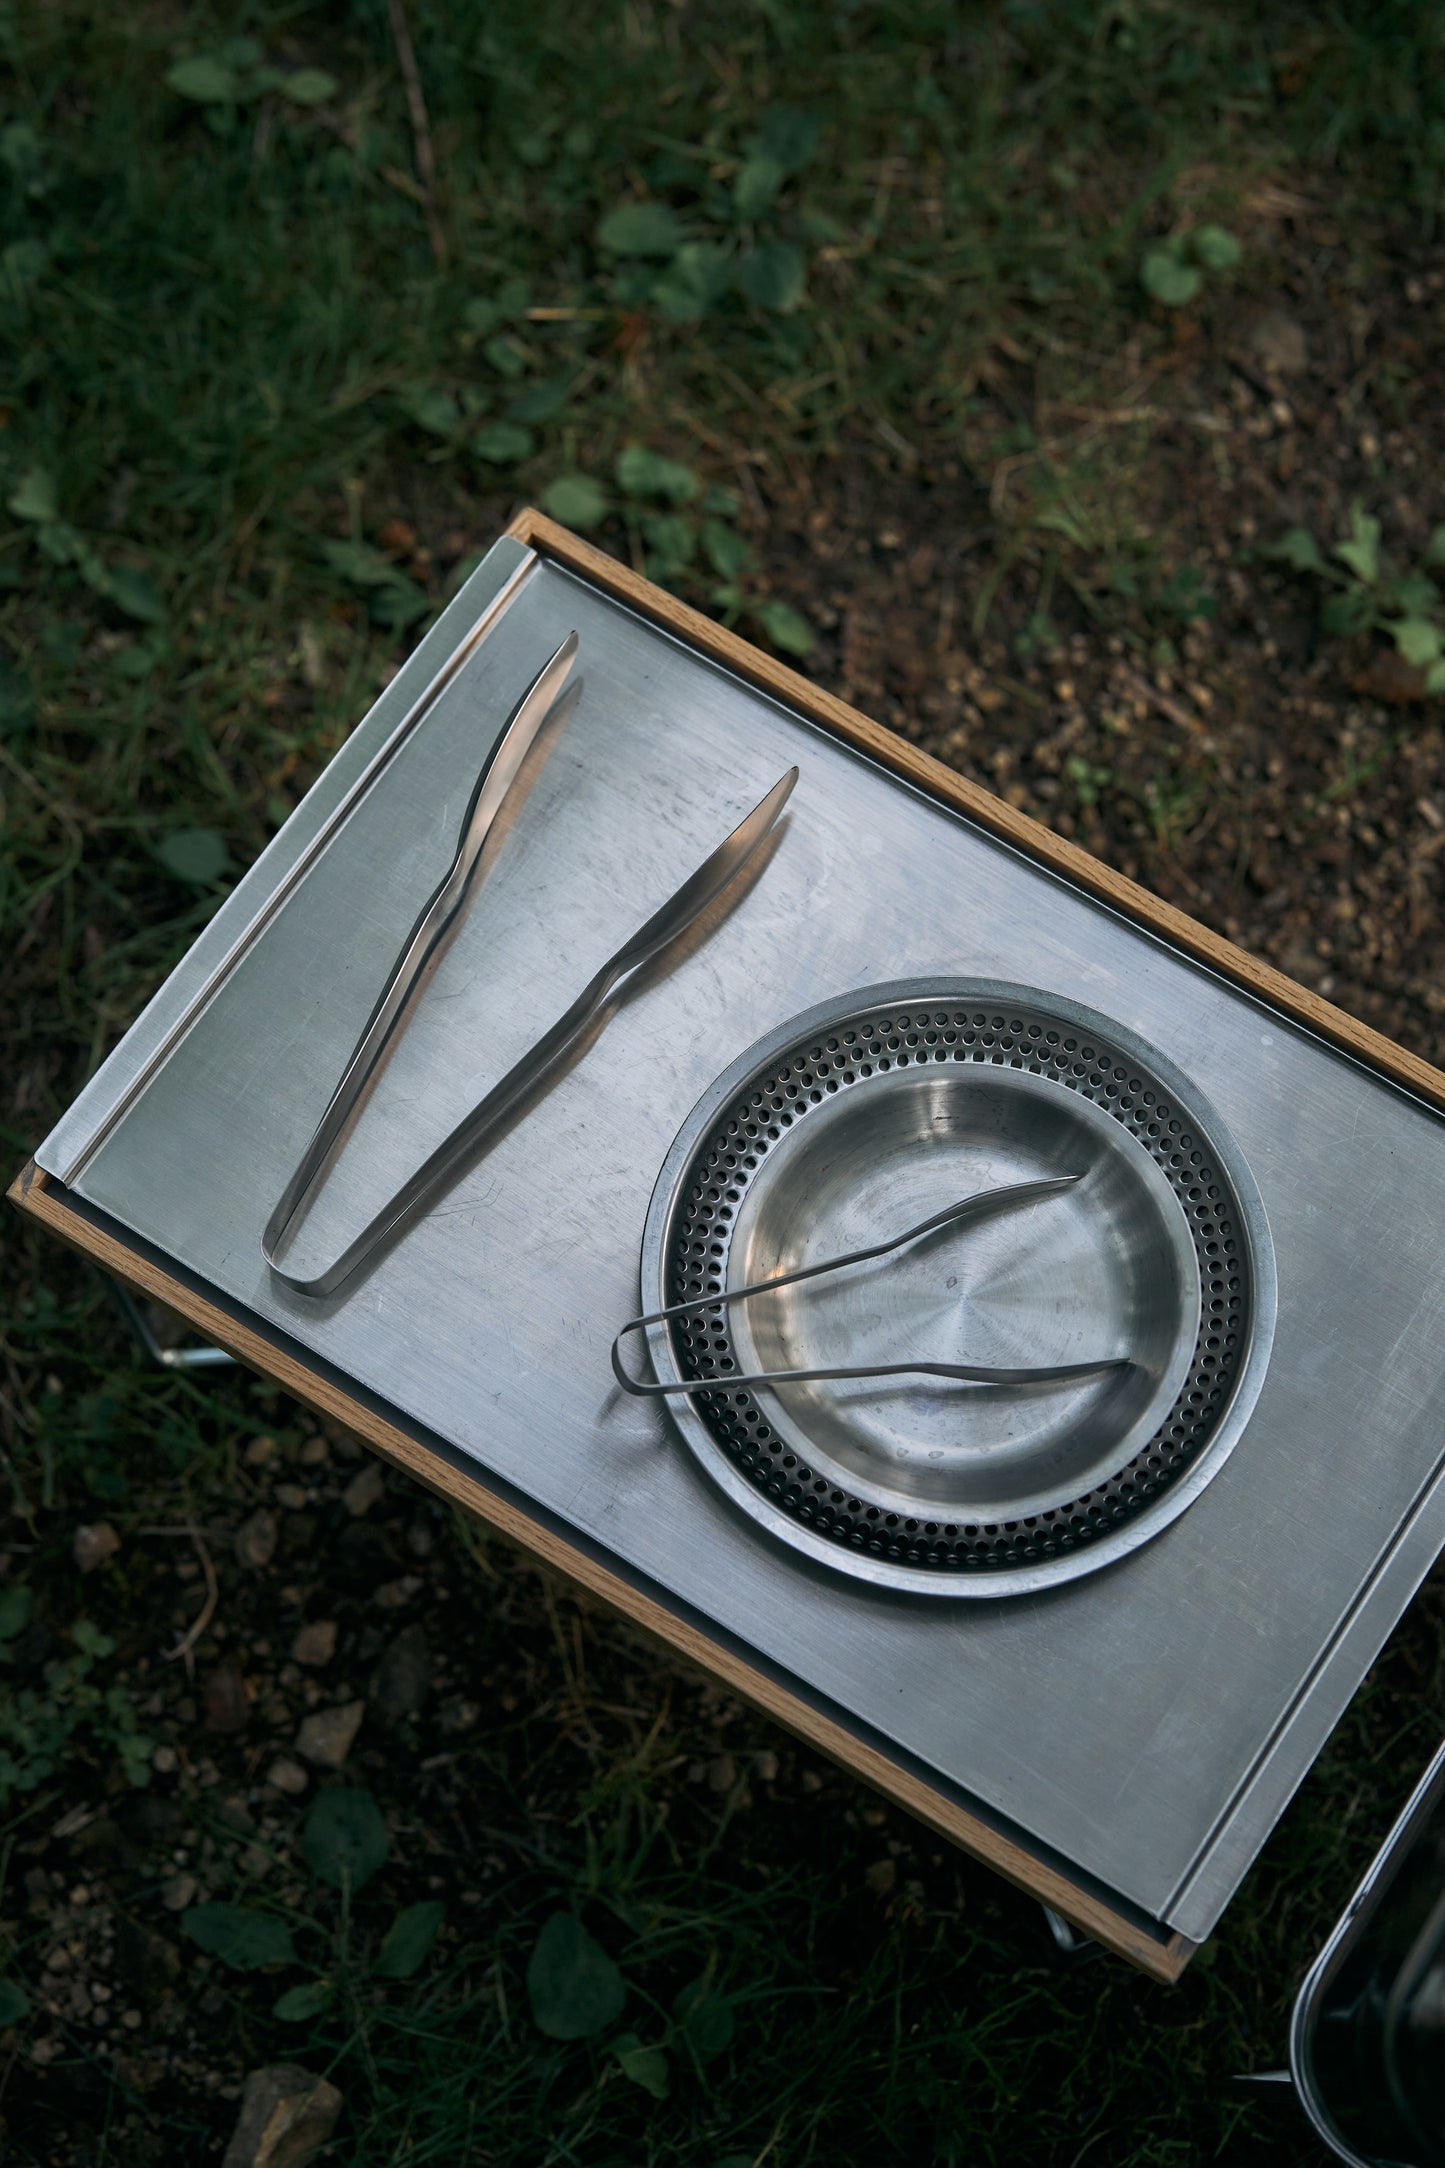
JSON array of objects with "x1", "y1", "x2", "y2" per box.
[{"x1": 640, "y1": 978, "x2": 1277, "y2": 1597}]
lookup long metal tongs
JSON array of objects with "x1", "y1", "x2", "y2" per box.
[
  {"x1": 264, "y1": 631, "x2": 798, "y2": 1297},
  {"x1": 612, "y1": 1175, "x2": 1129, "y2": 1395}
]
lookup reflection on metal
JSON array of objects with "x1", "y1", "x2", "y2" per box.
[
  {"x1": 264, "y1": 631, "x2": 581, "y2": 1294},
  {"x1": 264, "y1": 660, "x2": 796, "y2": 1296},
  {"x1": 613, "y1": 1174, "x2": 1132, "y2": 1393},
  {"x1": 640, "y1": 981, "x2": 1274, "y2": 1598},
  {"x1": 107, "y1": 1275, "x2": 235, "y2": 1370},
  {"x1": 1042, "y1": 1905, "x2": 1101, "y2": 1963},
  {"x1": 1290, "y1": 1737, "x2": 1445, "y2": 2167}
]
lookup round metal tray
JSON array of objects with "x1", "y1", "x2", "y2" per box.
[{"x1": 639, "y1": 981, "x2": 1276, "y2": 1598}]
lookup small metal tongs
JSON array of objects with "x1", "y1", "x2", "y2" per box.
[
  {"x1": 264, "y1": 632, "x2": 798, "y2": 1297},
  {"x1": 612, "y1": 1175, "x2": 1129, "y2": 1395}
]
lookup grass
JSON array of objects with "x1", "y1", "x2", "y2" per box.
[{"x1": 5, "y1": 2, "x2": 1445, "y2": 2161}]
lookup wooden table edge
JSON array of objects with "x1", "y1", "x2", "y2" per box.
[
  {"x1": 9, "y1": 1156, "x2": 1194, "y2": 1983},
  {"x1": 507, "y1": 505, "x2": 1445, "y2": 1117}
]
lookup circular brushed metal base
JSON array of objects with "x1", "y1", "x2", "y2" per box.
[{"x1": 639, "y1": 982, "x2": 1276, "y2": 1598}]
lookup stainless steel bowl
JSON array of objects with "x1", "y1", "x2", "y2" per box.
[{"x1": 639, "y1": 981, "x2": 1277, "y2": 1598}]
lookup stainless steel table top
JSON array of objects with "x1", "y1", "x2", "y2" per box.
[{"x1": 39, "y1": 537, "x2": 1445, "y2": 1942}]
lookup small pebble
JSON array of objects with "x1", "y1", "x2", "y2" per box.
[
  {"x1": 754, "y1": 1750, "x2": 779, "y2": 1782},
  {"x1": 161, "y1": 1872, "x2": 197, "y2": 1912},
  {"x1": 234, "y1": 1508, "x2": 278, "y2": 1572},
  {"x1": 274, "y1": 1482, "x2": 308, "y2": 1511},
  {"x1": 292, "y1": 1620, "x2": 337, "y2": 1668},
  {"x1": 295, "y1": 1700, "x2": 365, "y2": 1769},
  {"x1": 373, "y1": 1576, "x2": 422, "y2": 1610},
  {"x1": 267, "y1": 1757, "x2": 309, "y2": 1796},
  {"x1": 73, "y1": 1522, "x2": 121, "y2": 1574},
  {"x1": 152, "y1": 1743, "x2": 178, "y2": 1775},
  {"x1": 343, "y1": 1463, "x2": 384, "y2": 1517},
  {"x1": 244, "y1": 1435, "x2": 278, "y2": 1467},
  {"x1": 707, "y1": 1753, "x2": 736, "y2": 1793},
  {"x1": 203, "y1": 1660, "x2": 250, "y2": 1734}
]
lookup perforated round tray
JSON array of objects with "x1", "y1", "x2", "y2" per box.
[{"x1": 638, "y1": 982, "x2": 1276, "y2": 1597}]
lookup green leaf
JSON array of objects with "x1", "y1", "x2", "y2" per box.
[
  {"x1": 1266, "y1": 526, "x2": 1327, "y2": 574},
  {"x1": 304, "y1": 1785, "x2": 389, "y2": 1891},
  {"x1": 396, "y1": 384, "x2": 462, "y2": 440},
  {"x1": 1389, "y1": 570, "x2": 1439, "y2": 618},
  {"x1": 673, "y1": 1975, "x2": 735, "y2": 2062},
  {"x1": 0, "y1": 1979, "x2": 29, "y2": 2027},
  {"x1": 323, "y1": 539, "x2": 395, "y2": 587},
  {"x1": 507, "y1": 374, "x2": 572, "y2": 425},
  {"x1": 526, "y1": 1912, "x2": 625, "y2": 2040},
  {"x1": 277, "y1": 69, "x2": 337, "y2": 107},
  {"x1": 473, "y1": 421, "x2": 534, "y2": 465},
  {"x1": 734, "y1": 155, "x2": 784, "y2": 219},
  {"x1": 374, "y1": 1900, "x2": 445, "y2": 1979},
  {"x1": 597, "y1": 201, "x2": 684, "y2": 258},
  {"x1": 1192, "y1": 223, "x2": 1242, "y2": 271},
  {"x1": 615, "y1": 445, "x2": 699, "y2": 504},
  {"x1": 182, "y1": 1903, "x2": 295, "y2": 1971},
  {"x1": 1335, "y1": 505, "x2": 1381, "y2": 586},
  {"x1": 156, "y1": 828, "x2": 230, "y2": 884},
  {"x1": 642, "y1": 511, "x2": 696, "y2": 575},
  {"x1": 8, "y1": 467, "x2": 58, "y2": 524},
  {"x1": 652, "y1": 242, "x2": 734, "y2": 325},
  {"x1": 0, "y1": 122, "x2": 42, "y2": 180},
  {"x1": 611, "y1": 2031, "x2": 670, "y2": 2099},
  {"x1": 103, "y1": 566, "x2": 166, "y2": 624},
  {"x1": 367, "y1": 579, "x2": 428, "y2": 630},
  {"x1": 323, "y1": 540, "x2": 427, "y2": 626},
  {"x1": 1321, "y1": 588, "x2": 1376, "y2": 636},
  {"x1": 2, "y1": 238, "x2": 47, "y2": 286},
  {"x1": 1389, "y1": 617, "x2": 1443, "y2": 666},
  {"x1": 753, "y1": 599, "x2": 814, "y2": 656},
  {"x1": 703, "y1": 519, "x2": 751, "y2": 579},
  {"x1": 1140, "y1": 246, "x2": 1202, "y2": 307},
  {"x1": 273, "y1": 1977, "x2": 332, "y2": 2021},
  {"x1": 482, "y1": 332, "x2": 528, "y2": 380},
  {"x1": 165, "y1": 57, "x2": 241, "y2": 103},
  {"x1": 1425, "y1": 526, "x2": 1445, "y2": 569},
  {"x1": 750, "y1": 106, "x2": 822, "y2": 174},
  {"x1": 1426, "y1": 659, "x2": 1445, "y2": 695},
  {"x1": 542, "y1": 475, "x2": 609, "y2": 530},
  {"x1": 0, "y1": 1584, "x2": 31, "y2": 1639},
  {"x1": 738, "y1": 241, "x2": 806, "y2": 314}
]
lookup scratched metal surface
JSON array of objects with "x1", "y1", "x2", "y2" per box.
[{"x1": 39, "y1": 541, "x2": 1445, "y2": 1939}]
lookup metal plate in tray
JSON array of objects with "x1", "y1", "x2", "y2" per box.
[{"x1": 643, "y1": 982, "x2": 1276, "y2": 1595}]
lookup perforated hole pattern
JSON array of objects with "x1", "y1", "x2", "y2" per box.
[{"x1": 665, "y1": 1001, "x2": 1250, "y2": 1575}]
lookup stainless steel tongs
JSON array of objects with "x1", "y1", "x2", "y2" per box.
[
  {"x1": 264, "y1": 632, "x2": 798, "y2": 1297},
  {"x1": 611, "y1": 1175, "x2": 1129, "y2": 1395}
]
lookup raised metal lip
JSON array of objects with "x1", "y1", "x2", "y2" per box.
[
  {"x1": 638, "y1": 977, "x2": 1278, "y2": 1600},
  {"x1": 1287, "y1": 1735, "x2": 1445, "y2": 2168}
]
